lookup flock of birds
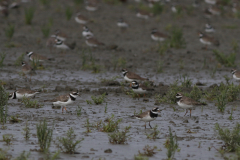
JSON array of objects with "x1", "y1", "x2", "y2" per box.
[{"x1": 1, "y1": 0, "x2": 240, "y2": 129}]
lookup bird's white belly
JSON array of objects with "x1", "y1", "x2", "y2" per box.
[
  {"x1": 75, "y1": 17, "x2": 87, "y2": 24},
  {"x1": 16, "y1": 93, "x2": 36, "y2": 99},
  {"x1": 124, "y1": 76, "x2": 133, "y2": 82},
  {"x1": 86, "y1": 40, "x2": 97, "y2": 47},
  {"x1": 132, "y1": 88, "x2": 147, "y2": 94},
  {"x1": 205, "y1": 28, "x2": 215, "y2": 33},
  {"x1": 205, "y1": 0, "x2": 216, "y2": 4},
  {"x1": 137, "y1": 116, "x2": 156, "y2": 122},
  {"x1": 233, "y1": 74, "x2": 240, "y2": 81},
  {"x1": 117, "y1": 22, "x2": 128, "y2": 28},
  {"x1": 177, "y1": 101, "x2": 193, "y2": 109},
  {"x1": 55, "y1": 44, "x2": 69, "y2": 49},
  {"x1": 151, "y1": 35, "x2": 165, "y2": 41},
  {"x1": 136, "y1": 13, "x2": 149, "y2": 19},
  {"x1": 82, "y1": 31, "x2": 93, "y2": 37},
  {"x1": 53, "y1": 99, "x2": 73, "y2": 107},
  {"x1": 85, "y1": 6, "x2": 97, "y2": 11},
  {"x1": 200, "y1": 38, "x2": 211, "y2": 45}
]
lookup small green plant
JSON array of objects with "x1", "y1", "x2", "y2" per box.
[
  {"x1": 216, "y1": 89, "x2": 227, "y2": 112},
  {"x1": 2, "y1": 134, "x2": 13, "y2": 145},
  {"x1": 126, "y1": 89, "x2": 140, "y2": 99},
  {"x1": 15, "y1": 151, "x2": 30, "y2": 160},
  {"x1": 65, "y1": 7, "x2": 73, "y2": 21},
  {"x1": 14, "y1": 53, "x2": 25, "y2": 66},
  {"x1": 146, "y1": 125, "x2": 160, "y2": 140},
  {"x1": 76, "y1": 106, "x2": 82, "y2": 117},
  {"x1": 215, "y1": 123, "x2": 240, "y2": 152},
  {"x1": 90, "y1": 93, "x2": 106, "y2": 105},
  {"x1": 152, "y1": 3, "x2": 164, "y2": 15},
  {"x1": 138, "y1": 145, "x2": 158, "y2": 157},
  {"x1": 165, "y1": 127, "x2": 179, "y2": 160},
  {"x1": 86, "y1": 100, "x2": 92, "y2": 105},
  {"x1": 5, "y1": 24, "x2": 15, "y2": 40},
  {"x1": 44, "y1": 150, "x2": 60, "y2": 160},
  {"x1": 22, "y1": 121, "x2": 31, "y2": 140},
  {"x1": 232, "y1": 40, "x2": 239, "y2": 52},
  {"x1": 95, "y1": 114, "x2": 122, "y2": 132},
  {"x1": 21, "y1": 97, "x2": 42, "y2": 108},
  {"x1": 0, "y1": 85, "x2": 8, "y2": 125},
  {"x1": 117, "y1": 57, "x2": 127, "y2": 69},
  {"x1": 185, "y1": 85, "x2": 203, "y2": 101},
  {"x1": 24, "y1": 7, "x2": 35, "y2": 25},
  {"x1": 85, "y1": 118, "x2": 92, "y2": 133},
  {"x1": 0, "y1": 148, "x2": 10, "y2": 160},
  {"x1": 229, "y1": 108, "x2": 233, "y2": 120},
  {"x1": 156, "y1": 60, "x2": 163, "y2": 73},
  {"x1": 213, "y1": 50, "x2": 236, "y2": 67},
  {"x1": 41, "y1": 24, "x2": 51, "y2": 38},
  {"x1": 180, "y1": 75, "x2": 192, "y2": 88},
  {"x1": 168, "y1": 26, "x2": 186, "y2": 49},
  {"x1": 9, "y1": 115, "x2": 21, "y2": 123},
  {"x1": 74, "y1": 0, "x2": 84, "y2": 5},
  {"x1": 57, "y1": 127, "x2": 84, "y2": 154},
  {"x1": 108, "y1": 126, "x2": 131, "y2": 144},
  {"x1": 134, "y1": 155, "x2": 149, "y2": 160},
  {"x1": 39, "y1": 0, "x2": 50, "y2": 6},
  {"x1": 157, "y1": 41, "x2": 169, "y2": 55},
  {"x1": 31, "y1": 59, "x2": 42, "y2": 70},
  {"x1": 0, "y1": 53, "x2": 6, "y2": 67},
  {"x1": 36, "y1": 119, "x2": 53, "y2": 152},
  {"x1": 104, "y1": 103, "x2": 108, "y2": 113}
]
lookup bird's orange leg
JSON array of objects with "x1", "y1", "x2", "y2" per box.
[
  {"x1": 190, "y1": 109, "x2": 192, "y2": 117},
  {"x1": 184, "y1": 109, "x2": 188, "y2": 116}
]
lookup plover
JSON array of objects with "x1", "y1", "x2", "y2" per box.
[
  {"x1": 205, "y1": 23, "x2": 215, "y2": 33},
  {"x1": 231, "y1": 69, "x2": 240, "y2": 82},
  {"x1": 82, "y1": 26, "x2": 94, "y2": 37},
  {"x1": 117, "y1": 18, "x2": 129, "y2": 28},
  {"x1": 54, "y1": 29, "x2": 68, "y2": 41},
  {"x1": 136, "y1": 10, "x2": 152, "y2": 19},
  {"x1": 205, "y1": 0, "x2": 217, "y2": 5},
  {"x1": 131, "y1": 81, "x2": 154, "y2": 95},
  {"x1": 54, "y1": 38, "x2": 75, "y2": 50},
  {"x1": 85, "y1": 35, "x2": 104, "y2": 47},
  {"x1": 26, "y1": 51, "x2": 53, "y2": 62},
  {"x1": 198, "y1": 31, "x2": 219, "y2": 49},
  {"x1": 122, "y1": 69, "x2": 149, "y2": 82},
  {"x1": 9, "y1": 89, "x2": 39, "y2": 99},
  {"x1": 176, "y1": 93, "x2": 205, "y2": 117},
  {"x1": 22, "y1": 61, "x2": 35, "y2": 75},
  {"x1": 132, "y1": 107, "x2": 160, "y2": 129},
  {"x1": 52, "y1": 91, "x2": 79, "y2": 113},
  {"x1": 75, "y1": 13, "x2": 89, "y2": 24},
  {"x1": 151, "y1": 29, "x2": 169, "y2": 41}
]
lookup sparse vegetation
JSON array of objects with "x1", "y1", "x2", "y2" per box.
[
  {"x1": 74, "y1": 0, "x2": 84, "y2": 5},
  {"x1": 156, "y1": 60, "x2": 163, "y2": 73},
  {"x1": 80, "y1": 51, "x2": 103, "y2": 73},
  {"x1": 215, "y1": 123, "x2": 240, "y2": 152},
  {"x1": 216, "y1": 89, "x2": 227, "y2": 112},
  {"x1": 2, "y1": 134, "x2": 13, "y2": 145},
  {"x1": 180, "y1": 75, "x2": 192, "y2": 88},
  {"x1": 24, "y1": 7, "x2": 35, "y2": 25},
  {"x1": 9, "y1": 115, "x2": 22, "y2": 123},
  {"x1": 76, "y1": 106, "x2": 82, "y2": 117},
  {"x1": 14, "y1": 53, "x2": 25, "y2": 66},
  {"x1": 41, "y1": 24, "x2": 51, "y2": 38},
  {"x1": 22, "y1": 121, "x2": 31, "y2": 140},
  {"x1": 21, "y1": 97, "x2": 42, "y2": 109},
  {"x1": 88, "y1": 93, "x2": 106, "y2": 105},
  {"x1": 138, "y1": 145, "x2": 158, "y2": 157},
  {"x1": 36, "y1": 119, "x2": 53, "y2": 152},
  {"x1": 57, "y1": 127, "x2": 84, "y2": 154},
  {"x1": 213, "y1": 50, "x2": 236, "y2": 67},
  {"x1": 104, "y1": 102, "x2": 108, "y2": 113},
  {"x1": 15, "y1": 151, "x2": 30, "y2": 160},
  {"x1": 108, "y1": 126, "x2": 131, "y2": 144},
  {"x1": 39, "y1": 0, "x2": 50, "y2": 6},
  {"x1": 146, "y1": 125, "x2": 160, "y2": 140},
  {"x1": 95, "y1": 114, "x2": 122, "y2": 132},
  {"x1": 157, "y1": 41, "x2": 169, "y2": 55},
  {"x1": 0, "y1": 148, "x2": 10, "y2": 160},
  {"x1": 165, "y1": 127, "x2": 179, "y2": 160},
  {"x1": 5, "y1": 24, "x2": 15, "y2": 40},
  {"x1": 0, "y1": 53, "x2": 6, "y2": 67},
  {"x1": 65, "y1": 7, "x2": 73, "y2": 21},
  {"x1": 168, "y1": 26, "x2": 186, "y2": 49},
  {"x1": 85, "y1": 118, "x2": 92, "y2": 133},
  {"x1": 0, "y1": 85, "x2": 8, "y2": 125},
  {"x1": 152, "y1": 3, "x2": 164, "y2": 15},
  {"x1": 44, "y1": 150, "x2": 60, "y2": 160}
]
